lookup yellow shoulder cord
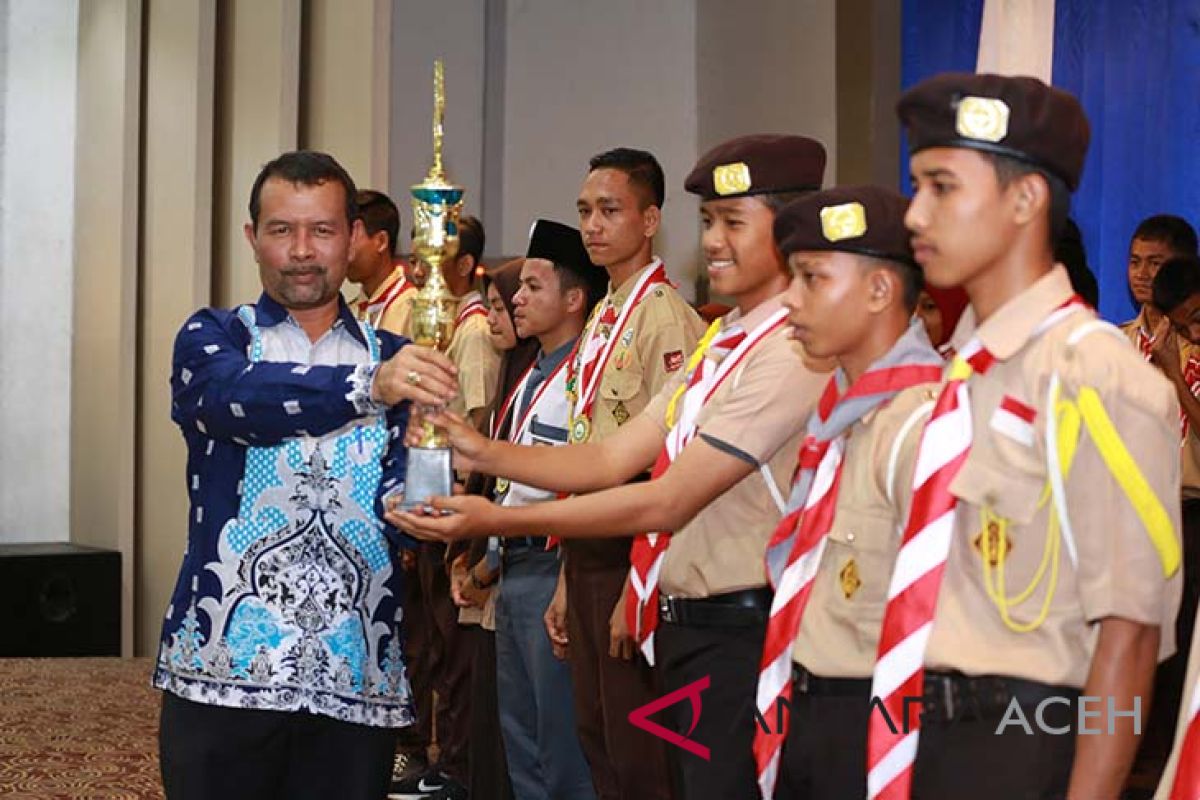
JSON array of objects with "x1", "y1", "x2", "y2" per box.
[
  {"x1": 664, "y1": 319, "x2": 721, "y2": 428},
  {"x1": 981, "y1": 381, "x2": 1078, "y2": 633},
  {"x1": 1074, "y1": 385, "x2": 1181, "y2": 577}
]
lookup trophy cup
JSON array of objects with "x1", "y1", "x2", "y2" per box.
[{"x1": 403, "y1": 59, "x2": 464, "y2": 509}]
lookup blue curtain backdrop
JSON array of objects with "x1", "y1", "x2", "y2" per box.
[{"x1": 900, "y1": 0, "x2": 1200, "y2": 323}]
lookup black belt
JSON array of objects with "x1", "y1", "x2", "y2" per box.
[
  {"x1": 792, "y1": 664, "x2": 872, "y2": 697},
  {"x1": 921, "y1": 671, "x2": 1080, "y2": 723},
  {"x1": 658, "y1": 588, "x2": 770, "y2": 628},
  {"x1": 501, "y1": 536, "x2": 548, "y2": 552}
]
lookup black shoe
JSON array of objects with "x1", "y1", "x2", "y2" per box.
[
  {"x1": 427, "y1": 776, "x2": 468, "y2": 800},
  {"x1": 390, "y1": 751, "x2": 429, "y2": 785},
  {"x1": 388, "y1": 768, "x2": 451, "y2": 800}
]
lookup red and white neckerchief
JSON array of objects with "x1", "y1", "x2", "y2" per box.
[
  {"x1": 753, "y1": 364, "x2": 942, "y2": 799},
  {"x1": 1170, "y1": 675, "x2": 1200, "y2": 799},
  {"x1": 625, "y1": 306, "x2": 788, "y2": 665},
  {"x1": 1135, "y1": 325, "x2": 1199, "y2": 443},
  {"x1": 455, "y1": 291, "x2": 488, "y2": 328},
  {"x1": 357, "y1": 270, "x2": 413, "y2": 327},
  {"x1": 867, "y1": 297, "x2": 1085, "y2": 800},
  {"x1": 567, "y1": 260, "x2": 669, "y2": 442}
]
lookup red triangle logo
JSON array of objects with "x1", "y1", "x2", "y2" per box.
[{"x1": 627, "y1": 675, "x2": 711, "y2": 761}]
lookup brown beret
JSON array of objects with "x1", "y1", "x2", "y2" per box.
[
  {"x1": 897, "y1": 72, "x2": 1090, "y2": 191},
  {"x1": 774, "y1": 185, "x2": 915, "y2": 267},
  {"x1": 684, "y1": 134, "x2": 826, "y2": 201}
]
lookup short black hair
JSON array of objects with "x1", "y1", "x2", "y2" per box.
[
  {"x1": 355, "y1": 190, "x2": 401, "y2": 257},
  {"x1": 755, "y1": 190, "x2": 813, "y2": 215},
  {"x1": 1152, "y1": 255, "x2": 1200, "y2": 314},
  {"x1": 857, "y1": 256, "x2": 924, "y2": 314},
  {"x1": 1132, "y1": 214, "x2": 1198, "y2": 256},
  {"x1": 458, "y1": 215, "x2": 486, "y2": 265},
  {"x1": 588, "y1": 147, "x2": 665, "y2": 208},
  {"x1": 982, "y1": 152, "x2": 1070, "y2": 244},
  {"x1": 248, "y1": 150, "x2": 357, "y2": 230}
]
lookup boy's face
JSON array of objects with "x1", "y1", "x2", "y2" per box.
[
  {"x1": 905, "y1": 147, "x2": 1019, "y2": 290},
  {"x1": 513, "y1": 257, "x2": 572, "y2": 340},
  {"x1": 576, "y1": 168, "x2": 657, "y2": 269},
  {"x1": 1128, "y1": 237, "x2": 1177, "y2": 306},
  {"x1": 783, "y1": 250, "x2": 874, "y2": 360},
  {"x1": 700, "y1": 196, "x2": 786, "y2": 305},
  {"x1": 1166, "y1": 293, "x2": 1200, "y2": 346}
]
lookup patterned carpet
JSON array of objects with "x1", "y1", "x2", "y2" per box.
[{"x1": 0, "y1": 658, "x2": 163, "y2": 799}]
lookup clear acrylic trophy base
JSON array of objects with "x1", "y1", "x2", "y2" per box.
[{"x1": 402, "y1": 446, "x2": 454, "y2": 510}]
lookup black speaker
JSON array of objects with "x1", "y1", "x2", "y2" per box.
[{"x1": 0, "y1": 543, "x2": 121, "y2": 657}]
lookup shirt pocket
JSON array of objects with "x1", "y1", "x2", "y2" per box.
[
  {"x1": 598, "y1": 361, "x2": 644, "y2": 404},
  {"x1": 950, "y1": 423, "x2": 1046, "y2": 526},
  {"x1": 823, "y1": 509, "x2": 898, "y2": 652}
]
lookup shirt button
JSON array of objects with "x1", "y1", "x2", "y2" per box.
[
  {"x1": 984, "y1": 492, "x2": 998, "y2": 506},
  {"x1": 846, "y1": 532, "x2": 856, "y2": 542}
]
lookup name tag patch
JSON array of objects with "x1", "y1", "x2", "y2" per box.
[{"x1": 990, "y1": 395, "x2": 1037, "y2": 447}]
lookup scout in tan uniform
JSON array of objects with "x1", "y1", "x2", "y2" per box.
[
  {"x1": 347, "y1": 189, "x2": 417, "y2": 337},
  {"x1": 750, "y1": 186, "x2": 943, "y2": 800},
  {"x1": 869, "y1": 73, "x2": 1183, "y2": 800},
  {"x1": 442, "y1": 215, "x2": 501, "y2": 426},
  {"x1": 388, "y1": 135, "x2": 831, "y2": 800}
]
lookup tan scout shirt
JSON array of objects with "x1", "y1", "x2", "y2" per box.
[
  {"x1": 924, "y1": 266, "x2": 1183, "y2": 688},
  {"x1": 1155, "y1": 610, "x2": 1200, "y2": 799},
  {"x1": 792, "y1": 384, "x2": 937, "y2": 677},
  {"x1": 350, "y1": 266, "x2": 416, "y2": 338},
  {"x1": 446, "y1": 298, "x2": 500, "y2": 418},
  {"x1": 1120, "y1": 307, "x2": 1200, "y2": 499},
  {"x1": 590, "y1": 263, "x2": 706, "y2": 444},
  {"x1": 642, "y1": 295, "x2": 827, "y2": 598}
]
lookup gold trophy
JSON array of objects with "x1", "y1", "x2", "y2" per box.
[{"x1": 403, "y1": 59, "x2": 463, "y2": 509}]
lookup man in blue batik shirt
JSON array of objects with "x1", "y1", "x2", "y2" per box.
[{"x1": 154, "y1": 150, "x2": 459, "y2": 800}]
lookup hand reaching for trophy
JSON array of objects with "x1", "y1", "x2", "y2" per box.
[
  {"x1": 403, "y1": 407, "x2": 491, "y2": 474},
  {"x1": 371, "y1": 344, "x2": 459, "y2": 408}
]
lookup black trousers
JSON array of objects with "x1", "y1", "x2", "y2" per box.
[
  {"x1": 159, "y1": 692, "x2": 397, "y2": 800},
  {"x1": 910, "y1": 688, "x2": 1075, "y2": 800},
  {"x1": 655, "y1": 616, "x2": 767, "y2": 800},
  {"x1": 777, "y1": 690, "x2": 870, "y2": 799},
  {"x1": 464, "y1": 623, "x2": 515, "y2": 800}
]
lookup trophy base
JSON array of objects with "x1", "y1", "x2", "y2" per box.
[{"x1": 402, "y1": 447, "x2": 455, "y2": 509}]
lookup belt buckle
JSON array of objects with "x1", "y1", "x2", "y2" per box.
[{"x1": 658, "y1": 594, "x2": 675, "y2": 624}]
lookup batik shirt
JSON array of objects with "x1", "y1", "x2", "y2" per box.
[{"x1": 153, "y1": 293, "x2": 414, "y2": 727}]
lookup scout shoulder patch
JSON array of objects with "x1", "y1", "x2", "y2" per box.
[
  {"x1": 663, "y1": 350, "x2": 684, "y2": 372},
  {"x1": 819, "y1": 202, "x2": 867, "y2": 242},
  {"x1": 713, "y1": 162, "x2": 752, "y2": 196},
  {"x1": 955, "y1": 95, "x2": 1010, "y2": 143}
]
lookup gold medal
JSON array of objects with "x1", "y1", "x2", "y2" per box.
[
  {"x1": 571, "y1": 416, "x2": 591, "y2": 443},
  {"x1": 839, "y1": 559, "x2": 862, "y2": 599}
]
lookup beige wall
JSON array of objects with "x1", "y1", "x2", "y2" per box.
[
  {"x1": 137, "y1": 0, "x2": 216, "y2": 659},
  {"x1": 71, "y1": 0, "x2": 142, "y2": 655},
  {"x1": 60, "y1": 0, "x2": 900, "y2": 655}
]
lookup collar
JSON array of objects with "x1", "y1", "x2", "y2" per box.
[
  {"x1": 720, "y1": 292, "x2": 786, "y2": 333},
  {"x1": 950, "y1": 265, "x2": 1074, "y2": 361},
  {"x1": 253, "y1": 292, "x2": 368, "y2": 348},
  {"x1": 606, "y1": 257, "x2": 663, "y2": 309},
  {"x1": 358, "y1": 266, "x2": 408, "y2": 306},
  {"x1": 537, "y1": 337, "x2": 577, "y2": 375}
]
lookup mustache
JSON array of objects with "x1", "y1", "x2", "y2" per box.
[{"x1": 280, "y1": 265, "x2": 327, "y2": 276}]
